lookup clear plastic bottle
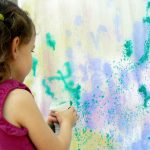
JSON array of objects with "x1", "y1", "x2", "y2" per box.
[{"x1": 49, "y1": 101, "x2": 70, "y2": 134}]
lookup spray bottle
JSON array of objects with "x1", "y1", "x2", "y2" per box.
[{"x1": 49, "y1": 101, "x2": 72, "y2": 134}]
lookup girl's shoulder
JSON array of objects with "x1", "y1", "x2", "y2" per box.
[
  {"x1": 0, "y1": 79, "x2": 33, "y2": 130},
  {"x1": 3, "y1": 88, "x2": 34, "y2": 128},
  {"x1": 0, "y1": 79, "x2": 32, "y2": 94}
]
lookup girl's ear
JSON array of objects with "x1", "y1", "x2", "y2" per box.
[{"x1": 11, "y1": 36, "x2": 20, "y2": 60}]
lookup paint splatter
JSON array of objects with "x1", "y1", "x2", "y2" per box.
[
  {"x1": 139, "y1": 85, "x2": 147, "y2": 97},
  {"x1": 136, "y1": 1, "x2": 150, "y2": 66},
  {"x1": 132, "y1": 123, "x2": 150, "y2": 149},
  {"x1": 37, "y1": 1, "x2": 150, "y2": 149},
  {"x1": 72, "y1": 128, "x2": 116, "y2": 149},
  {"x1": 114, "y1": 15, "x2": 122, "y2": 41},
  {"x1": 43, "y1": 62, "x2": 81, "y2": 107},
  {"x1": 123, "y1": 40, "x2": 133, "y2": 58},
  {"x1": 137, "y1": 36, "x2": 150, "y2": 65},
  {"x1": 32, "y1": 57, "x2": 38, "y2": 77},
  {"x1": 42, "y1": 79, "x2": 54, "y2": 97},
  {"x1": 48, "y1": 62, "x2": 72, "y2": 81},
  {"x1": 139, "y1": 1, "x2": 150, "y2": 65},
  {"x1": 74, "y1": 15, "x2": 83, "y2": 26},
  {"x1": 70, "y1": 100, "x2": 73, "y2": 106},
  {"x1": 46, "y1": 32, "x2": 56, "y2": 50},
  {"x1": 143, "y1": 1, "x2": 150, "y2": 24},
  {"x1": 57, "y1": 70, "x2": 81, "y2": 106},
  {"x1": 143, "y1": 17, "x2": 150, "y2": 24},
  {"x1": 147, "y1": 1, "x2": 150, "y2": 10},
  {"x1": 138, "y1": 85, "x2": 150, "y2": 107}
]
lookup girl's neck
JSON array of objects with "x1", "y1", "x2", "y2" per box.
[{"x1": 0, "y1": 74, "x2": 22, "y2": 84}]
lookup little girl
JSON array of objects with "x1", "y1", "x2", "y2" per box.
[{"x1": 0, "y1": 0, "x2": 78, "y2": 150}]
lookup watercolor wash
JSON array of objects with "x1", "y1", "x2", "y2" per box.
[{"x1": 22, "y1": 0, "x2": 150, "y2": 149}]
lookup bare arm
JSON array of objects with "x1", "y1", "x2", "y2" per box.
[{"x1": 6, "y1": 89, "x2": 75, "y2": 150}]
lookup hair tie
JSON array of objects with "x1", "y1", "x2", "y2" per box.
[{"x1": 0, "y1": 13, "x2": 4, "y2": 21}]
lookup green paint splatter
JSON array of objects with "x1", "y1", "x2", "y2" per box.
[
  {"x1": 42, "y1": 79, "x2": 54, "y2": 97},
  {"x1": 143, "y1": 17, "x2": 150, "y2": 24},
  {"x1": 138, "y1": 1, "x2": 150, "y2": 65},
  {"x1": 106, "y1": 133, "x2": 114, "y2": 149},
  {"x1": 143, "y1": 1, "x2": 150, "y2": 23},
  {"x1": 32, "y1": 57, "x2": 38, "y2": 76},
  {"x1": 73, "y1": 128, "x2": 115, "y2": 149},
  {"x1": 46, "y1": 32, "x2": 56, "y2": 50},
  {"x1": 146, "y1": 1, "x2": 150, "y2": 15},
  {"x1": 131, "y1": 1, "x2": 150, "y2": 67},
  {"x1": 139, "y1": 85, "x2": 147, "y2": 97},
  {"x1": 117, "y1": 1, "x2": 150, "y2": 70},
  {"x1": 138, "y1": 85, "x2": 150, "y2": 107},
  {"x1": 123, "y1": 40, "x2": 133, "y2": 58},
  {"x1": 70, "y1": 100, "x2": 73, "y2": 106},
  {"x1": 48, "y1": 62, "x2": 72, "y2": 81},
  {"x1": 57, "y1": 70, "x2": 81, "y2": 105},
  {"x1": 56, "y1": 63, "x2": 81, "y2": 107},
  {"x1": 46, "y1": 62, "x2": 81, "y2": 107},
  {"x1": 137, "y1": 34, "x2": 150, "y2": 65},
  {"x1": 147, "y1": 1, "x2": 150, "y2": 8}
]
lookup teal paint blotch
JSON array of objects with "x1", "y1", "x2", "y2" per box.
[
  {"x1": 146, "y1": 1, "x2": 150, "y2": 15},
  {"x1": 143, "y1": 17, "x2": 150, "y2": 24},
  {"x1": 123, "y1": 40, "x2": 133, "y2": 58},
  {"x1": 138, "y1": 85, "x2": 147, "y2": 97},
  {"x1": 138, "y1": 85, "x2": 150, "y2": 108},
  {"x1": 136, "y1": 1, "x2": 150, "y2": 66},
  {"x1": 57, "y1": 69, "x2": 81, "y2": 106},
  {"x1": 46, "y1": 32, "x2": 56, "y2": 50},
  {"x1": 42, "y1": 79, "x2": 54, "y2": 98},
  {"x1": 32, "y1": 57, "x2": 38, "y2": 77},
  {"x1": 70, "y1": 101, "x2": 73, "y2": 106},
  {"x1": 47, "y1": 62, "x2": 81, "y2": 107},
  {"x1": 48, "y1": 62, "x2": 72, "y2": 82},
  {"x1": 143, "y1": 1, "x2": 150, "y2": 23},
  {"x1": 106, "y1": 133, "x2": 114, "y2": 149},
  {"x1": 137, "y1": 36, "x2": 150, "y2": 65}
]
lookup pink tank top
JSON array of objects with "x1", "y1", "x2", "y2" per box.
[{"x1": 0, "y1": 79, "x2": 36, "y2": 150}]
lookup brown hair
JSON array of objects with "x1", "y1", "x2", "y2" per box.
[{"x1": 0, "y1": 0, "x2": 35, "y2": 82}]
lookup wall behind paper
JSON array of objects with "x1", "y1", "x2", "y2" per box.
[{"x1": 19, "y1": 0, "x2": 150, "y2": 149}]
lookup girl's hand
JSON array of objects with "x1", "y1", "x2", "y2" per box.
[
  {"x1": 47, "y1": 111, "x2": 58, "y2": 125},
  {"x1": 54, "y1": 107, "x2": 79, "y2": 127}
]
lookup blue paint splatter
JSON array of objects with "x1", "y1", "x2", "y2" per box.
[
  {"x1": 132, "y1": 123, "x2": 150, "y2": 149},
  {"x1": 133, "y1": 21, "x2": 147, "y2": 62},
  {"x1": 79, "y1": 64, "x2": 89, "y2": 81},
  {"x1": 114, "y1": 15, "x2": 122, "y2": 41},
  {"x1": 103, "y1": 63, "x2": 113, "y2": 78},
  {"x1": 74, "y1": 15, "x2": 83, "y2": 26},
  {"x1": 97, "y1": 25, "x2": 108, "y2": 33}
]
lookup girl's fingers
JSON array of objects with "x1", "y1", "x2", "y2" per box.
[
  {"x1": 68, "y1": 106, "x2": 75, "y2": 111},
  {"x1": 49, "y1": 111, "x2": 56, "y2": 116},
  {"x1": 48, "y1": 115, "x2": 58, "y2": 123},
  {"x1": 49, "y1": 111, "x2": 59, "y2": 118}
]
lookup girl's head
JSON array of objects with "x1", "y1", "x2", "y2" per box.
[{"x1": 0, "y1": 0, "x2": 35, "y2": 82}]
